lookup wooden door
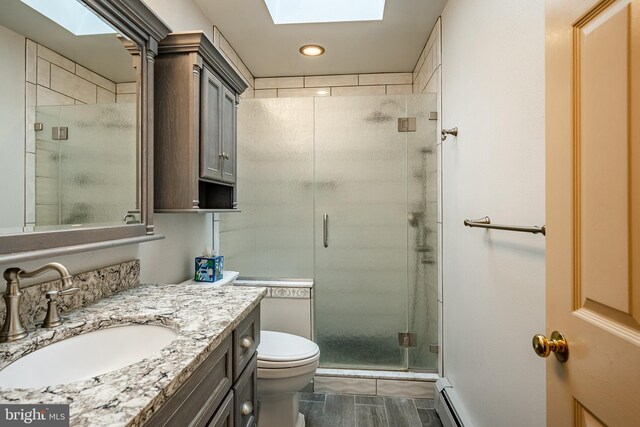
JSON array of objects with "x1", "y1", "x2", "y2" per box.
[
  {"x1": 546, "y1": 0, "x2": 640, "y2": 425},
  {"x1": 201, "y1": 67, "x2": 223, "y2": 181}
]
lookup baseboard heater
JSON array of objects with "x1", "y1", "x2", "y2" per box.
[{"x1": 435, "y1": 378, "x2": 474, "y2": 427}]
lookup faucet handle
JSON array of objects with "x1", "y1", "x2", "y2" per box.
[
  {"x1": 42, "y1": 287, "x2": 80, "y2": 329},
  {"x1": 56, "y1": 287, "x2": 80, "y2": 297}
]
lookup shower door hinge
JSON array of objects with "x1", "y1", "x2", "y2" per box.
[
  {"x1": 52, "y1": 127, "x2": 68, "y2": 140},
  {"x1": 429, "y1": 344, "x2": 439, "y2": 354},
  {"x1": 34, "y1": 122, "x2": 43, "y2": 131},
  {"x1": 428, "y1": 111, "x2": 438, "y2": 121},
  {"x1": 397, "y1": 117, "x2": 416, "y2": 132},
  {"x1": 398, "y1": 332, "x2": 417, "y2": 348}
]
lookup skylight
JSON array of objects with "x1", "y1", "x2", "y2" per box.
[
  {"x1": 20, "y1": 0, "x2": 116, "y2": 36},
  {"x1": 264, "y1": 0, "x2": 386, "y2": 25}
]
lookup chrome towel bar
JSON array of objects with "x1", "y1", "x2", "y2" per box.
[{"x1": 464, "y1": 216, "x2": 546, "y2": 236}]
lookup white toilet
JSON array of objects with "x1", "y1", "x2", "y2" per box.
[{"x1": 257, "y1": 331, "x2": 320, "y2": 427}]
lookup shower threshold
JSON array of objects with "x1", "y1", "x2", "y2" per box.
[{"x1": 314, "y1": 368, "x2": 439, "y2": 399}]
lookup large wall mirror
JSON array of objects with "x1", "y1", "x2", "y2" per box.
[{"x1": 0, "y1": 0, "x2": 170, "y2": 258}]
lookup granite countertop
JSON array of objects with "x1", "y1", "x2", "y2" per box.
[{"x1": 0, "y1": 283, "x2": 266, "y2": 426}]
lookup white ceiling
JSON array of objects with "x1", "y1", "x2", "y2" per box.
[{"x1": 194, "y1": 0, "x2": 447, "y2": 78}]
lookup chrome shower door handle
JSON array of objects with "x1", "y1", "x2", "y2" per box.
[{"x1": 323, "y1": 214, "x2": 329, "y2": 248}]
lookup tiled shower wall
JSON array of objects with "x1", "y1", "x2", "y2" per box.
[
  {"x1": 252, "y1": 73, "x2": 413, "y2": 98},
  {"x1": 25, "y1": 40, "x2": 134, "y2": 107},
  {"x1": 412, "y1": 18, "x2": 441, "y2": 95},
  {"x1": 212, "y1": 26, "x2": 256, "y2": 99},
  {"x1": 23, "y1": 40, "x2": 136, "y2": 228}
]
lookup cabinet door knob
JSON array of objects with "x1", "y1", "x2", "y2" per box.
[
  {"x1": 241, "y1": 336, "x2": 254, "y2": 350},
  {"x1": 241, "y1": 401, "x2": 253, "y2": 416},
  {"x1": 220, "y1": 152, "x2": 230, "y2": 160}
]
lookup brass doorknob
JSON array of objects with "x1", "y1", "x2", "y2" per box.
[{"x1": 532, "y1": 331, "x2": 568, "y2": 362}]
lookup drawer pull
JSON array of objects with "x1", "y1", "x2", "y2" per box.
[
  {"x1": 241, "y1": 401, "x2": 253, "y2": 416},
  {"x1": 241, "y1": 336, "x2": 254, "y2": 350}
]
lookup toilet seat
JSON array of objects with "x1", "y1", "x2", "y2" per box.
[
  {"x1": 258, "y1": 354, "x2": 319, "y2": 369},
  {"x1": 257, "y1": 331, "x2": 320, "y2": 369},
  {"x1": 257, "y1": 358, "x2": 319, "y2": 379}
]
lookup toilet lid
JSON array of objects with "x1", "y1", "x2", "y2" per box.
[{"x1": 257, "y1": 331, "x2": 320, "y2": 363}]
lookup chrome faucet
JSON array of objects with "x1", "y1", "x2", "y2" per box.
[{"x1": 0, "y1": 262, "x2": 77, "y2": 343}]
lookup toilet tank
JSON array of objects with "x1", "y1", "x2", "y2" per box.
[{"x1": 233, "y1": 279, "x2": 313, "y2": 340}]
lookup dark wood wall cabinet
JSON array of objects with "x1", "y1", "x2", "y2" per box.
[
  {"x1": 144, "y1": 306, "x2": 260, "y2": 427},
  {"x1": 154, "y1": 32, "x2": 248, "y2": 211}
]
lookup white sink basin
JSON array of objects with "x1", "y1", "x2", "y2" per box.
[{"x1": 0, "y1": 324, "x2": 177, "y2": 389}]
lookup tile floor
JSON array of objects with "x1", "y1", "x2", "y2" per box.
[{"x1": 297, "y1": 392, "x2": 443, "y2": 427}]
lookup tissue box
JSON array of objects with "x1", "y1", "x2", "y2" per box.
[{"x1": 195, "y1": 256, "x2": 224, "y2": 282}]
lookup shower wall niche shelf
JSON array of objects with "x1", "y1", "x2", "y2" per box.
[{"x1": 154, "y1": 32, "x2": 248, "y2": 212}]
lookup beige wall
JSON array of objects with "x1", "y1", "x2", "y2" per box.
[{"x1": 441, "y1": 0, "x2": 546, "y2": 425}]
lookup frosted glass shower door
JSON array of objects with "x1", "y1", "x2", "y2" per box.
[
  {"x1": 314, "y1": 96, "x2": 409, "y2": 370},
  {"x1": 220, "y1": 98, "x2": 315, "y2": 278},
  {"x1": 57, "y1": 103, "x2": 137, "y2": 225},
  {"x1": 35, "y1": 103, "x2": 137, "y2": 227}
]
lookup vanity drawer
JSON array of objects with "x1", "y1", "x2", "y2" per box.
[
  {"x1": 233, "y1": 354, "x2": 257, "y2": 427},
  {"x1": 145, "y1": 335, "x2": 233, "y2": 427},
  {"x1": 206, "y1": 391, "x2": 234, "y2": 427},
  {"x1": 233, "y1": 306, "x2": 260, "y2": 380}
]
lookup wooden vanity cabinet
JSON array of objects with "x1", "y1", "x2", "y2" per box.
[
  {"x1": 154, "y1": 32, "x2": 247, "y2": 211},
  {"x1": 143, "y1": 305, "x2": 260, "y2": 427},
  {"x1": 144, "y1": 336, "x2": 233, "y2": 427}
]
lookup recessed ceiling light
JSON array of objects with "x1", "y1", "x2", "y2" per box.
[
  {"x1": 315, "y1": 90, "x2": 329, "y2": 95},
  {"x1": 300, "y1": 45, "x2": 325, "y2": 56}
]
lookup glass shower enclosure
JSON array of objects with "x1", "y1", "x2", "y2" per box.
[
  {"x1": 221, "y1": 94, "x2": 438, "y2": 371},
  {"x1": 34, "y1": 103, "x2": 138, "y2": 228}
]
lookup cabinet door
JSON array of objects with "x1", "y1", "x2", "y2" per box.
[
  {"x1": 233, "y1": 306, "x2": 260, "y2": 380},
  {"x1": 233, "y1": 355, "x2": 257, "y2": 427},
  {"x1": 200, "y1": 67, "x2": 223, "y2": 181},
  {"x1": 220, "y1": 86, "x2": 236, "y2": 184}
]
